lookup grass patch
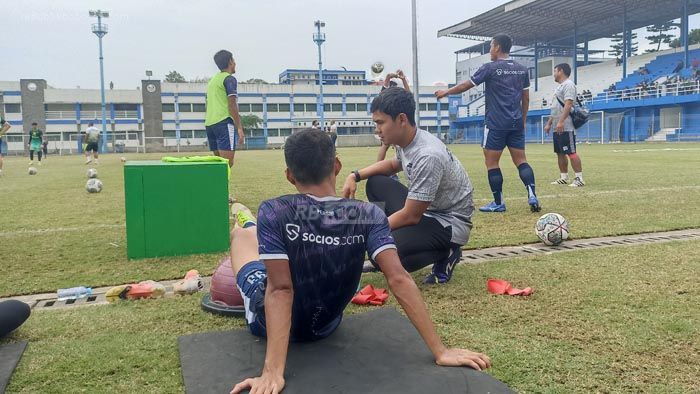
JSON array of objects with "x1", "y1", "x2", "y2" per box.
[
  {"x1": 1, "y1": 143, "x2": 698, "y2": 296},
  {"x1": 2, "y1": 241, "x2": 698, "y2": 393}
]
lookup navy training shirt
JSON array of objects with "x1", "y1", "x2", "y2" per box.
[
  {"x1": 257, "y1": 194, "x2": 396, "y2": 340},
  {"x1": 470, "y1": 58, "x2": 530, "y2": 131}
]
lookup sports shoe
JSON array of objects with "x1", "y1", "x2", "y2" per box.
[
  {"x1": 28, "y1": 161, "x2": 33, "y2": 166},
  {"x1": 479, "y1": 201, "x2": 506, "y2": 212},
  {"x1": 232, "y1": 203, "x2": 256, "y2": 228},
  {"x1": 551, "y1": 178, "x2": 568, "y2": 185},
  {"x1": 85, "y1": 158, "x2": 92, "y2": 164},
  {"x1": 38, "y1": 161, "x2": 42, "y2": 166},
  {"x1": 528, "y1": 196, "x2": 542, "y2": 212},
  {"x1": 569, "y1": 177, "x2": 585, "y2": 187},
  {"x1": 423, "y1": 245, "x2": 462, "y2": 284}
]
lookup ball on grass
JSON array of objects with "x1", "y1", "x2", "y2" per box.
[
  {"x1": 87, "y1": 168, "x2": 98, "y2": 179},
  {"x1": 535, "y1": 213, "x2": 569, "y2": 246},
  {"x1": 86, "y1": 178, "x2": 103, "y2": 193},
  {"x1": 28, "y1": 167, "x2": 38, "y2": 175}
]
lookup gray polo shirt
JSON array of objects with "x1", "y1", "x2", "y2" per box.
[
  {"x1": 395, "y1": 129, "x2": 474, "y2": 245},
  {"x1": 551, "y1": 79, "x2": 577, "y2": 132}
]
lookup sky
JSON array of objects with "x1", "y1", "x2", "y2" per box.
[{"x1": 2, "y1": 0, "x2": 697, "y2": 89}]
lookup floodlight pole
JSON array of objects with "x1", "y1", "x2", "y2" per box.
[
  {"x1": 313, "y1": 21, "x2": 326, "y2": 130},
  {"x1": 411, "y1": 0, "x2": 421, "y2": 128},
  {"x1": 90, "y1": 10, "x2": 109, "y2": 153}
]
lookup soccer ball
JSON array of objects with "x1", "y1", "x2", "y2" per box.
[
  {"x1": 535, "y1": 213, "x2": 569, "y2": 246},
  {"x1": 120, "y1": 157, "x2": 126, "y2": 163},
  {"x1": 371, "y1": 62, "x2": 384, "y2": 74},
  {"x1": 86, "y1": 178, "x2": 103, "y2": 193},
  {"x1": 28, "y1": 167, "x2": 38, "y2": 175},
  {"x1": 87, "y1": 168, "x2": 98, "y2": 179}
]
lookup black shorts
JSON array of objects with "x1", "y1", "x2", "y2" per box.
[
  {"x1": 85, "y1": 142, "x2": 99, "y2": 152},
  {"x1": 553, "y1": 131, "x2": 576, "y2": 154}
]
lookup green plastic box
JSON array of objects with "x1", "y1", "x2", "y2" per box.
[{"x1": 124, "y1": 160, "x2": 230, "y2": 259}]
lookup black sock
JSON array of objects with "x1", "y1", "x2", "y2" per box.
[
  {"x1": 487, "y1": 168, "x2": 503, "y2": 205},
  {"x1": 517, "y1": 163, "x2": 536, "y2": 198},
  {"x1": 30, "y1": 151, "x2": 34, "y2": 161}
]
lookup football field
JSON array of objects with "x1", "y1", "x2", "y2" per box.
[{"x1": 1, "y1": 142, "x2": 699, "y2": 393}]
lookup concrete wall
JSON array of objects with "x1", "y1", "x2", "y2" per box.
[
  {"x1": 20, "y1": 79, "x2": 47, "y2": 150},
  {"x1": 141, "y1": 80, "x2": 163, "y2": 150}
]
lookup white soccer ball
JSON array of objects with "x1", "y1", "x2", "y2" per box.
[
  {"x1": 535, "y1": 213, "x2": 569, "y2": 246},
  {"x1": 87, "y1": 168, "x2": 98, "y2": 179},
  {"x1": 86, "y1": 178, "x2": 103, "y2": 193},
  {"x1": 120, "y1": 157, "x2": 126, "y2": 163},
  {"x1": 371, "y1": 62, "x2": 384, "y2": 74},
  {"x1": 28, "y1": 167, "x2": 38, "y2": 175}
]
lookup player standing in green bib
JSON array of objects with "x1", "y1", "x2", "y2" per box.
[
  {"x1": 27, "y1": 122, "x2": 44, "y2": 166},
  {"x1": 205, "y1": 50, "x2": 245, "y2": 170}
]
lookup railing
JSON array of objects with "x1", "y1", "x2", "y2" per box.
[
  {"x1": 45, "y1": 110, "x2": 139, "y2": 120},
  {"x1": 537, "y1": 80, "x2": 700, "y2": 109}
]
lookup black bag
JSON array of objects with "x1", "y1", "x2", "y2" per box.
[{"x1": 556, "y1": 96, "x2": 590, "y2": 129}]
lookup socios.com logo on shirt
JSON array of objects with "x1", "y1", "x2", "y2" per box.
[{"x1": 285, "y1": 223, "x2": 364, "y2": 246}]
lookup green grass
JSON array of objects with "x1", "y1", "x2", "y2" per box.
[
  {"x1": 0, "y1": 143, "x2": 699, "y2": 297},
  {"x1": 2, "y1": 241, "x2": 698, "y2": 393},
  {"x1": 1, "y1": 143, "x2": 699, "y2": 393}
]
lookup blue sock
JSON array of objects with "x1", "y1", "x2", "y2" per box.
[
  {"x1": 487, "y1": 168, "x2": 503, "y2": 205},
  {"x1": 517, "y1": 163, "x2": 536, "y2": 198}
]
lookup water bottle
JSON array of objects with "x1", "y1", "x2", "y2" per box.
[{"x1": 57, "y1": 286, "x2": 92, "y2": 301}]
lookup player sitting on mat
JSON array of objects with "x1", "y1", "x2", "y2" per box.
[{"x1": 229, "y1": 129, "x2": 490, "y2": 394}]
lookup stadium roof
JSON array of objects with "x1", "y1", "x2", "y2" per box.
[{"x1": 438, "y1": 0, "x2": 700, "y2": 46}]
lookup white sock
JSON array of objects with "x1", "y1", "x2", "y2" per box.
[
  {"x1": 560, "y1": 173, "x2": 568, "y2": 180},
  {"x1": 575, "y1": 172, "x2": 583, "y2": 181}
]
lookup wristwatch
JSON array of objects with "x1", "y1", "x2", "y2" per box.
[{"x1": 353, "y1": 170, "x2": 361, "y2": 182}]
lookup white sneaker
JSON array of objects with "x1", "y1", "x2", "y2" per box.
[
  {"x1": 38, "y1": 161, "x2": 42, "y2": 166},
  {"x1": 569, "y1": 177, "x2": 585, "y2": 187},
  {"x1": 85, "y1": 159, "x2": 92, "y2": 164},
  {"x1": 551, "y1": 178, "x2": 568, "y2": 185}
]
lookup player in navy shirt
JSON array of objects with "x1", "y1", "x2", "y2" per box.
[
  {"x1": 436, "y1": 34, "x2": 541, "y2": 213},
  {"x1": 229, "y1": 129, "x2": 491, "y2": 394}
]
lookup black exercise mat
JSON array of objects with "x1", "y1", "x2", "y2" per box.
[
  {"x1": 0, "y1": 341, "x2": 27, "y2": 393},
  {"x1": 178, "y1": 308, "x2": 513, "y2": 394}
]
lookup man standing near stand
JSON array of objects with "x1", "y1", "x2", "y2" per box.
[
  {"x1": 435, "y1": 34, "x2": 540, "y2": 213},
  {"x1": 546, "y1": 63, "x2": 585, "y2": 187}
]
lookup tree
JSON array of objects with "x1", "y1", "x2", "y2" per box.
[
  {"x1": 165, "y1": 70, "x2": 186, "y2": 83},
  {"x1": 240, "y1": 114, "x2": 262, "y2": 130},
  {"x1": 670, "y1": 28, "x2": 700, "y2": 48},
  {"x1": 609, "y1": 32, "x2": 638, "y2": 58},
  {"x1": 645, "y1": 22, "x2": 676, "y2": 53},
  {"x1": 242, "y1": 78, "x2": 269, "y2": 84}
]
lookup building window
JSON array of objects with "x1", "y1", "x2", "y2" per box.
[
  {"x1": 331, "y1": 104, "x2": 343, "y2": 112},
  {"x1": 356, "y1": 103, "x2": 367, "y2": 112},
  {"x1": 178, "y1": 103, "x2": 192, "y2": 112},
  {"x1": 305, "y1": 103, "x2": 317, "y2": 112},
  {"x1": 280, "y1": 128, "x2": 292, "y2": 136},
  {"x1": 162, "y1": 104, "x2": 175, "y2": 112},
  {"x1": 267, "y1": 103, "x2": 279, "y2": 112},
  {"x1": 192, "y1": 103, "x2": 206, "y2": 112},
  {"x1": 164, "y1": 130, "x2": 177, "y2": 138},
  {"x1": 278, "y1": 103, "x2": 290, "y2": 112},
  {"x1": 4, "y1": 103, "x2": 21, "y2": 113},
  {"x1": 251, "y1": 104, "x2": 263, "y2": 112},
  {"x1": 82, "y1": 104, "x2": 102, "y2": 112},
  {"x1": 194, "y1": 130, "x2": 207, "y2": 138},
  {"x1": 114, "y1": 103, "x2": 138, "y2": 111},
  {"x1": 238, "y1": 103, "x2": 251, "y2": 113},
  {"x1": 427, "y1": 103, "x2": 438, "y2": 111},
  {"x1": 293, "y1": 103, "x2": 305, "y2": 112}
]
